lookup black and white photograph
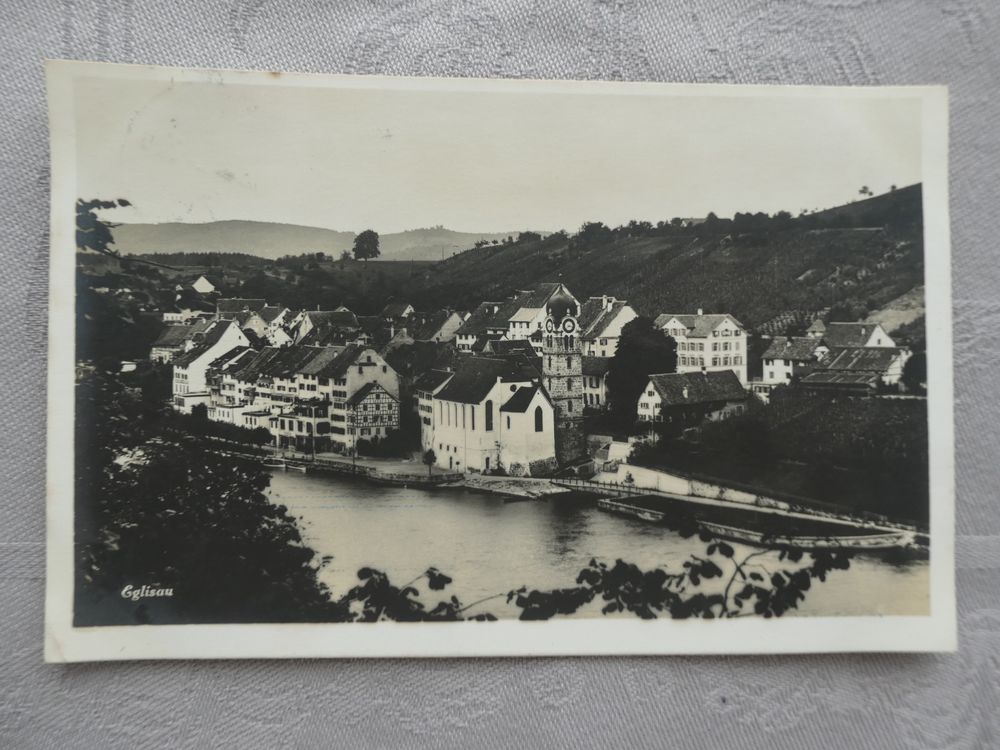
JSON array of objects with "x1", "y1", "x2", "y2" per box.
[{"x1": 45, "y1": 61, "x2": 954, "y2": 660}]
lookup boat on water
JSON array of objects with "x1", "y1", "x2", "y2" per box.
[
  {"x1": 262, "y1": 459, "x2": 286, "y2": 470},
  {"x1": 697, "y1": 521, "x2": 916, "y2": 551},
  {"x1": 284, "y1": 461, "x2": 308, "y2": 473},
  {"x1": 596, "y1": 495, "x2": 921, "y2": 551}
]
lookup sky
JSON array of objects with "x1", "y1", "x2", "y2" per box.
[{"x1": 73, "y1": 72, "x2": 924, "y2": 234}]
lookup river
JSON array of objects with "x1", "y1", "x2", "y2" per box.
[{"x1": 267, "y1": 469, "x2": 929, "y2": 619}]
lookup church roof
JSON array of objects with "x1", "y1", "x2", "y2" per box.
[
  {"x1": 435, "y1": 356, "x2": 531, "y2": 404},
  {"x1": 500, "y1": 384, "x2": 551, "y2": 413}
]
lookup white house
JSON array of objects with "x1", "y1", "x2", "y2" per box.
[
  {"x1": 413, "y1": 369, "x2": 455, "y2": 451},
  {"x1": 818, "y1": 321, "x2": 896, "y2": 349},
  {"x1": 752, "y1": 336, "x2": 829, "y2": 402},
  {"x1": 578, "y1": 296, "x2": 638, "y2": 357},
  {"x1": 427, "y1": 356, "x2": 556, "y2": 475},
  {"x1": 637, "y1": 370, "x2": 748, "y2": 427},
  {"x1": 171, "y1": 320, "x2": 250, "y2": 413},
  {"x1": 150, "y1": 320, "x2": 211, "y2": 363},
  {"x1": 191, "y1": 275, "x2": 217, "y2": 294},
  {"x1": 582, "y1": 356, "x2": 611, "y2": 409},
  {"x1": 654, "y1": 309, "x2": 749, "y2": 386}
]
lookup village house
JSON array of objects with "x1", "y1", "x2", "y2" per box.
[
  {"x1": 381, "y1": 301, "x2": 415, "y2": 320},
  {"x1": 413, "y1": 369, "x2": 455, "y2": 452},
  {"x1": 171, "y1": 320, "x2": 251, "y2": 413},
  {"x1": 654, "y1": 309, "x2": 749, "y2": 386},
  {"x1": 427, "y1": 356, "x2": 556, "y2": 475},
  {"x1": 800, "y1": 346, "x2": 912, "y2": 395},
  {"x1": 293, "y1": 309, "x2": 361, "y2": 343},
  {"x1": 404, "y1": 310, "x2": 465, "y2": 343},
  {"x1": 454, "y1": 301, "x2": 504, "y2": 353},
  {"x1": 191, "y1": 274, "x2": 218, "y2": 295},
  {"x1": 150, "y1": 320, "x2": 211, "y2": 363},
  {"x1": 637, "y1": 370, "x2": 748, "y2": 429},
  {"x1": 808, "y1": 320, "x2": 896, "y2": 348},
  {"x1": 216, "y1": 298, "x2": 267, "y2": 317},
  {"x1": 751, "y1": 336, "x2": 829, "y2": 402},
  {"x1": 577, "y1": 295, "x2": 638, "y2": 357},
  {"x1": 582, "y1": 356, "x2": 611, "y2": 409},
  {"x1": 205, "y1": 343, "x2": 402, "y2": 453}
]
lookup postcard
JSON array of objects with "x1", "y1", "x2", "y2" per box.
[{"x1": 45, "y1": 60, "x2": 954, "y2": 660}]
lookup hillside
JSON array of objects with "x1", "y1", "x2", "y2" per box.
[
  {"x1": 113, "y1": 221, "x2": 527, "y2": 261},
  {"x1": 405, "y1": 185, "x2": 924, "y2": 329}
]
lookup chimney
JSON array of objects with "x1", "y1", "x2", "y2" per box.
[
  {"x1": 697, "y1": 308, "x2": 704, "y2": 316},
  {"x1": 602, "y1": 294, "x2": 609, "y2": 311}
]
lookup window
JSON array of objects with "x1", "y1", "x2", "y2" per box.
[
  {"x1": 566, "y1": 356, "x2": 572, "y2": 368},
  {"x1": 712, "y1": 357, "x2": 719, "y2": 367},
  {"x1": 485, "y1": 400, "x2": 494, "y2": 431},
  {"x1": 534, "y1": 405, "x2": 543, "y2": 432},
  {"x1": 712, "y1": 342, "x2": 718, "y2": 352},
  {"x1": 506, "y1": 415, "x2": 511, "y2": 429},
  {"x1": 471, "y1": 407, "x2": 475, "y2": 431}
]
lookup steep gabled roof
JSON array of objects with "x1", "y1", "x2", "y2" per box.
[
  {"x1": 311, "y1": 345, "x2": 369, "y2": 380},
  {"x1": 407, "y1": 310, "x2": 455, "y2": 341},
  {"x1": 216, "y1": 298, "x2": 266, "y2": 314},
  {"x1": 347, "y1": 381, "x2": 397, "y2": 406},
  {"x1": 381, "y1": 301, "x2": 413, "y2": 318},
  {"x1": 304, "y1": 310, "x2": 359, "y2": 329},
  {"x1": 647, "y1": 370, "x2": 746, "y2": 405},
  {"x1": 582, "y1": 356, "x2": 612, "y2": 377},
  {"x1": 413, "y1": 368, "x2": 454, "y2": 393},
  {"x1": 512, "y1": 282, "x2": 562, "y2": 310},
  {"x1": 206, "y1": 346, "x2": 255, "y2": 372},
  {"x1": 500, "y1": 384, "x2": 552, "y2": 413},
  {"x1": 821, "y1": 322, "x2": 886, "y2": 348},
  {"x1": 259, "y1": 305, "x2": 287, "y2": 324},
  {"x1": 152, "y1": 320, "x2": 209, "y2": 347},
  {"x1": 819, "y1": 346, "x2": 904, "y2": 373},
  {"x1": 578, "y1": 297, "x2": 629, "y2": 339},
  {"x1": 299, "y1": 325, "x2": 366, "y2": 348},
  {"x1": 456, "y1": 302, "x2": 505, "y2": 336},
  {"x1": 435, "y1": 356, "x2": 532, "y2": 404},
  {"x1": 228, "y1": 347, "x2": 285, "y2": 382},
  {"x1": 762, "y1": 336, "x2": 824, "y2": 362},
  {"x1": 654, "y1": 312, "x2": 745, "y2": 338},
  {"x1": 172, "y1": 321, "x2": 241, "y2": 366},
  {"x1": 483, "y1": 339, "x2": 535, "y2": 356}
]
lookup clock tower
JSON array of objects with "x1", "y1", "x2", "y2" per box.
[{"x1": 542, "y1": 285, "x2": 586, "y2": 466}]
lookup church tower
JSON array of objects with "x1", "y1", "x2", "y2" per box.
[{"x1": 542, "y1": 285, "x2": 586, "y2": 466}]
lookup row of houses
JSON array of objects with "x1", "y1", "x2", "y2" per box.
[{"x1": 750, "y1": 319, "x2": 910, "y2": 401}]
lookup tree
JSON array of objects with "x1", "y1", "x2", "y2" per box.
[
  {"x1": 76, "y1": 198, "x2": 131, "y2": 257},
  {"x1": 422, "y1": 449, "x2": 437, "y2": 477},
  {"x1": 353, "y1": 229, "x2": 380, "y2": 261},
  {"x1": 606, "y1": 317, "x2": 678, "y2": 430},
  {"x1": 75, "y1": 371, "x2": 343, "y2": 625},
  {"x1": 859, "y1": 185, "x2": 872, "y2": 198},
  {"x1": 901, "y1": 351, "x2": 927, "y2": 394}
]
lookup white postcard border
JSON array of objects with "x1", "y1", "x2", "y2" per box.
[{"x1": 44, "y1": 60, "x2": 955, "y2": 661}]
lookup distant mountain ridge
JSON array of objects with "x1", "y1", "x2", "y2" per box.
[{"x1": 111, "y1": 221, "x2": 531, "y2": 261}]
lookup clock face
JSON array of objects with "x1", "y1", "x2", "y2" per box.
[
  {"x1": 544, "y1": 319, "x2": 555, "y2": 333},
  {"x1": 561, "y1": 317, "x2": 577, "y2": 333}
]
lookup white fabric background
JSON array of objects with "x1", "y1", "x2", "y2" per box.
[{"x1": 2, "y1": 1, "x2": 998, "y2": 747}]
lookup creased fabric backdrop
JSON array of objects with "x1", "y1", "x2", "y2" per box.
[{"x1": 2, "y1": 1, "x2": 998, "y2": 748}]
